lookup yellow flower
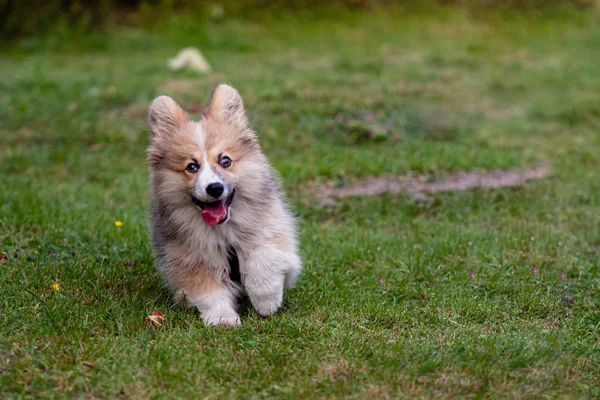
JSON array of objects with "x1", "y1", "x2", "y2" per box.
[
  {"x1": 52, "y1": 283, "x2": 60, "y2": 291},
  {"x1": 115, "y1": 221, "x2": 123, "y2": 227},
  {"x1": 106, "y1": 85, "x2": 116, "y2": 95}
]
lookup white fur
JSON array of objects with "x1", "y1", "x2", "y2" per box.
[
  {"x1": 187, "y1": 287, "x2": 240, "y2": 326},
  {"x1": 194, "y1": 124, "x2": 225, "y2": 201},
  {"x1": 196, "y1": 164, "x2": 222, "y2": 199},
  {"x1": 195, "y1": 123, "x2": 206, "y2": 151},
  {"x1": 240, "y1": 246, "x2": 301, "y2": 316}
]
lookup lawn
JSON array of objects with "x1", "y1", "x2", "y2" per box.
[{"x1": 1, "y1": 4, "x2": 599, "y2": 398}]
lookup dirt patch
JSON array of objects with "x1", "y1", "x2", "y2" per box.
[
  {"x1": 160, "y1": 79, "x2": 206, "y2": 94},
  {"x1": 317, "y1": 165, "x2": 550, "y2": 203},
  {"x1": 119, "y1": 102, "x2": 149, "y2": 119},
  {"x1": 318, "y1": 358, "x2": 349, "y2": 381}
]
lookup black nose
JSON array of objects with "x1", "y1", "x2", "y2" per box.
[{"x1": 206, "y1": 182, "x2": 224, "y2": 198}]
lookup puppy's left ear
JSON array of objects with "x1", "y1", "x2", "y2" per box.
[{"x1": 204, "y1": 84, "x2": 249, "y2": 129}]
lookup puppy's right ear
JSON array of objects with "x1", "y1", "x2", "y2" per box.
[{"x1": 148, "y1": 96, "x2": 189, "y2": 139}]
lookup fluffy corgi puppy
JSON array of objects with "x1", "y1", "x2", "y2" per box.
[{"x1": 148, "y1": 84, "x2": 302, "y2": 326}]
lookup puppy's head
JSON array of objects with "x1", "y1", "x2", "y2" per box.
[{"x1": 148, "y1": 84, "x2": 264, "y2": 226}]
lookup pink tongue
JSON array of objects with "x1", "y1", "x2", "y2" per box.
[{"x1": 201, "y1": 201, "x2": 227, "y2": 226}]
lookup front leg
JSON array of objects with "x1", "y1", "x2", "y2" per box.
[
  {"x1": 242, "y1": 246, "x2": 301, "y2": 317},
  {"x1": 170, "y1": 267, "x2": 240, "y2": 326},
  {"x1": 187, "y1": 284, "x2": 240, "y2": 326}
]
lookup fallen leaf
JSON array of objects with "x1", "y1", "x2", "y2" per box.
[
  {"x1": 82, "y1": 361, "x2": 95, "y2": 368},
  {"x1": 54, "y1": 377, "x2": 65, "y2": 391},
  {"x1": 147, "y1": 310, "x2": 165, "y2": 327},
  {"x1": 0, "y1": 252, "x2": 7, "y2": 263}
]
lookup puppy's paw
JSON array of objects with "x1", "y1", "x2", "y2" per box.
[
  {"x1": 250, "y1": 291, "x2": 283, "y2": 317},
  {"x1": 202, "y1": 312, "x2": 241, "y2": 327}
]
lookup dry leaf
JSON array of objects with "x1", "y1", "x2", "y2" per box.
[
  {"x1": 147, "y1": 310, "x2": 165, "y2": 327},
  {"x1": 0, "y1": 252, "x2": 7, "y2": 263}
]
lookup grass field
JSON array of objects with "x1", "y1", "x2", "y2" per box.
[{"x1": 1, "y1": 4, "x2": 599, "y2": 398}]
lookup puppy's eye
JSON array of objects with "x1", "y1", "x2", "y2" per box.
[
  {"x1": 185, "y1": 162, "x2": 199, "y2": 173},
  {"x1": 219, "y1": 156, "x2": 232, "y2": 168}
]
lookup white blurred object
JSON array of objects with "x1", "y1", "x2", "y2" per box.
[{"x1": 168, "y1": 47, "x2": 212, "y2": 73}]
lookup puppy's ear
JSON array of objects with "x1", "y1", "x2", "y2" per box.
[
  {"x1": 148, "y1": 96, "x2": 189, "y2": 139},
  {"x1": 204, "y1": 84, "x2": 248, "y2": 129}
]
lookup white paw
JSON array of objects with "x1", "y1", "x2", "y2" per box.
[
  {"x1": 250, "y1": 292, "x2": 283, "y2": 317},
  {"x1": 202, "y1": 312, "x2": 241, "y2": 327}
]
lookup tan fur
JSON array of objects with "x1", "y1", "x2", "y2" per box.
[
  {"x1": 162, "y1": 245, "x2": 218, "y2": 303},
  {"x1": 203, "y1": 84, "x2": 250, "y2": 129},
  {"x1": 148, "y1": 84, "x2": 302, "y2": 326}
]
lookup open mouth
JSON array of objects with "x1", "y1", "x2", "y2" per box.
[{"x1": 191, "y1": 190, "x2": 235, "y2": 226}]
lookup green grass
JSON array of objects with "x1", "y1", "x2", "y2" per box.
[{"x1": 1, "y1": 5, "x2": 600, "y2": 398}]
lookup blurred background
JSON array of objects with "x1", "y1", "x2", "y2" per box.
[
  {"x1": 1, "y1": 0, "x2": 597, "y2": 43},
  {"x1": 1, "y1": 1, "x2": 600, "y2": 397}
]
